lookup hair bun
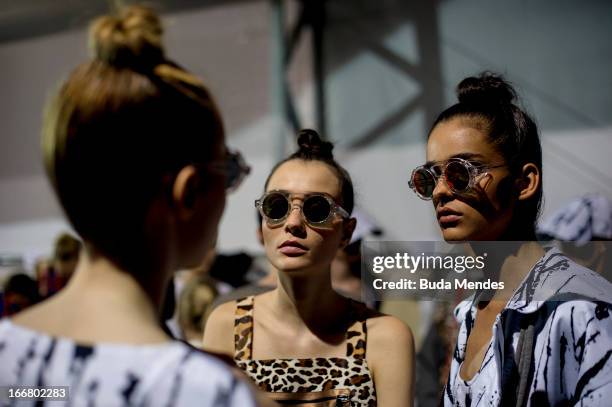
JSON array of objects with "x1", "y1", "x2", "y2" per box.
[
  {"x1": 456, "y1": 72, "x2": 517, "y2": 106},
  {"x1": 89, "y1": 5, "x2": 164, "y2": 71},
  {"x1": 296, "y1": 129, "x2": 334, "y2": 159}
]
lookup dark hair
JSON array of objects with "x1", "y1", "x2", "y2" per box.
[
  {"x1": 264, "y1": 129, "x2": 354, "y2": 214},
  {"x1": 42, "y1": 5, "x2": 224, "y2": 271},
  {"x1": 4, "y1": 274, "x2": 40, "y2": 304},
  {"x1": 430, "y1": 72, "x2": 543, "y2": 237}
]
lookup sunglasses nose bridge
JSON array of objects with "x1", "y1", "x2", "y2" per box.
[
  {"x1": 288, "y1": 203, "x2": 303, "y2": 216},
  {"x1": 431, "y1": 169, "x2": 453, "y2": 198},
  {"x1": 284, "y1": 202, "x2": 306, "y2": 228},
  {"x1": 425, "y1": 167, "x2": 448, "y2": 198}
]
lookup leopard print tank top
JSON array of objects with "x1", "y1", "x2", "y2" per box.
[{"x1": 234, "y1": 296, "x2": 377, "y2": 406}]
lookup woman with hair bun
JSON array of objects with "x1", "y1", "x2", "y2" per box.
[
  {"x1": 408, "y1": 72, "x2": 612, "y2": 405},
  {"x1": 0, "y1": 5, "x2": 257, "y2": 406},
  {"x1": 204, "y1": 129, "x2": 415, "y2": 406}
]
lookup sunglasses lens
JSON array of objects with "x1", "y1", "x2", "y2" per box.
[
  {"x1": 412, "y1": 168, "x2": 436, "y2": 198},
  {"x1": 262, "y1": 193, "x2": 289, "y2": 220},
  {"x1": 303, "y1": 195, "x2": 332, "y2": 223},
  {"x1": 226, "y1": 159, "x2": 239, "y2": 190},
  {"x1": 225, "y1": 152, "x2": 249, "y2": 191},
  {"x1": 445, "y1": 161, "x2": 471, "y2": 192}
]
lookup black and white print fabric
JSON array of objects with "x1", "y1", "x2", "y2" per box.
[
  {"x1": 537, "y1": 194, "x2": 612, "y2": 244},
  {"x1": 0, "y1": 320, "x2": 256, "y2": 406},
  {"x1": 444, "y1": 248, "x2": 612, "y2": 406}
]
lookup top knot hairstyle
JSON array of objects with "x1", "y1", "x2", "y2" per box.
[
  {"x1": 430, "y1": 72, "x2": 543, "y2": 237},
  {"x1": 42, "y1": 5, "x2": 224, "y2": 271},
  {"x1": 294, "y1": 128, "x2": 335, "y2": 160},
  {"x1": 89, "y1": 5, "x2": 164, "y2": 72},
  {"x1": 265, "y1": 129, "x2": 354, "y2": 215},
  {"x1": 455, "y1": 73, "x2": 517, "y2": 106}
]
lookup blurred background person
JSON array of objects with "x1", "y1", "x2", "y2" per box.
[
  {"x1": 178, "y1": 274, "x2": 219, "y2": 347},
  {"x1": 51, "y1": 232, "x2": 81, "y2": 285},
  {"x1": 210, "y1": 213, "x2": 277, "y2": 309},
  {"x1": 35, "y1": 232, "x2": 81, "y2": 299},
  {"x1": 537, "y1": 193, "x2": 612, "y2": 277},
  {"x1": 2, "y1": 273, "x2": 40, "y2": 317}
]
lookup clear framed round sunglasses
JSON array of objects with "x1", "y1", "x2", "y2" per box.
[
  {"x1": 255, "y1": 190, "x2": 349, "y2": 226},
  {"x1": 408, "y1": 157, "x2": 505, "y2": 200}
]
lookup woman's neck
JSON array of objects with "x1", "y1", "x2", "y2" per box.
[
  {"x1": 69, "y1": 251, "x2": 167, "y2": 317},
  {"x1": 271, "y1": 267, "x2": 348, "y2": 330},
  {"x1": 13, "y1": 250, "x2": 172, "y2": 344},
  {"x1": 476, "y1": 241, "x2": 545, "y2": 303}
]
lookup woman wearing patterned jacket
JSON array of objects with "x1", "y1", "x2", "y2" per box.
[{"x1": 408, "y1": 72, "x2": 612, "y2": 405}]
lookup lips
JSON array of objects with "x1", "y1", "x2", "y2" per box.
[
  {"x1": 436, "y1": 206, "x2": 462, "y2": 226},
  {"x1": 278, "y1": 240, "x2": 308, "y2": 256}
]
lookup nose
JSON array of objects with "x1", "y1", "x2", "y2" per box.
[
  {"x1": 431, "y1": 174, "x2": 453, "y2": 206},
  {"x1": 284, "y1": 204, "x2": 306, "y2": 234}
]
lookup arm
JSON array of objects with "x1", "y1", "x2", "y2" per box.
[
  {"x1": 367, "y1": 315, "x2": 416, "y2": 407},
  {"x1": 202, "y1": 302, "x2": 278, "y2": 407},
  {"x1": 202, "y1": 301, "x2": 236, "y2": 356}
]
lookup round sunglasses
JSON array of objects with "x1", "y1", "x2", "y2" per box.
[
  {"x1": 206, "y1": 150, "x2": 250, "y2": 192},
  {"x1": 255, "y1": 190, "x2": 349, "y2": 226},
  {"x1": 408, "y1": 157, "x2": 506, "y2": 200}
]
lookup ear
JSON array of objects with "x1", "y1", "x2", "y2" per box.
[
  {"x1": 339, "y1": 217, "x2": 357, "y2": 249},
  {"x1": 172, "y1": 165, "x2": 201, "y2": 220},
  {"x1": 516, "y1": 163, "x2": 540, "y2": 201}
]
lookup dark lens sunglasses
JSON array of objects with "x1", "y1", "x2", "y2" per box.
[
  {"x1": 207, "y1": 150, "x2": 250, "y2": 192},
  {"x1": 255, "y1": 190, "x2": 349, "y2": 226},
  {"x1": 408, "y1": 157, "x2": 505, "y2": 200}
]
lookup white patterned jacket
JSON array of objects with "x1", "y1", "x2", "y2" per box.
[{"x1": 443, "y1": 248, "x2": 612, "y2": 406}]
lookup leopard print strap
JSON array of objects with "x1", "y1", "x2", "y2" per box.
[
  {"x1": 234, "y1": 296, "x2": 255, "y2": 361},
  {"x1": 345, "y1": 300, "x2": 368, "y2": 360},
  {"x1": 234, "y1": 296, "x2": 368, "y2": 361}
]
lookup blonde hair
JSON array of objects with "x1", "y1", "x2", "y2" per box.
[
  {"x1": 43, "y1": 5, "x2": 224, "y2": 270},
  {"x1": 178, "y1": 275, "x2": 219, "y2": 338},
  {"x1": 53, "y1": 232, "x2": 82, "y2": 262}
]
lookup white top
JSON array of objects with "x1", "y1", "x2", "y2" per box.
[
  {"x1": 444, "y1": 248, "x2": 612, "y2": 406},
  {"x1": 0, "y1": 320, "x2": 257, "y2": 406},
  {"x1": 452, "y1": 339, "x2": 499, "y2": 406}
]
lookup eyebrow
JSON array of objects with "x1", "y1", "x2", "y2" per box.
[
  {"x1": 268, "y1": 189, "x2": 334, "y2": 197},
  {"x1": 424, "y1": 153, "x2": 486, "y2": 167}
]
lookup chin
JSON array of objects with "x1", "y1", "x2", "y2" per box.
[
  {"x1": 440, "y1": 225, "x2": 477, "y2": 242},
  {"x1": 275, "y1": 258, "x2": 311, "y2": 273}
]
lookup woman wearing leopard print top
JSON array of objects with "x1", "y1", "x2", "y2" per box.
[{"x1": 204, "y1": 129, "x2": 415, "y2": 406}]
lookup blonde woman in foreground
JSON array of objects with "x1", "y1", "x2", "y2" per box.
[{"x1": 0, "y1": 5, "x2": 259, "y2": 406}]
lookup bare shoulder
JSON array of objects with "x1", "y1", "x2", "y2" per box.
[
  {"x1": 366, "y1": 313, "x2": 414, "y2": 351},
  {"x1": 365, "y1": 312, "x2": 415, "y2": 406},
  {"x1": 207, "y1": 299, "x2": 237, "y2": 322},
  {"x1": 365, "y1": 312, "x2": 415, "y2": 375},
  {"x1": 202, "y1": 300, "x2": 237, "y2": 356}
]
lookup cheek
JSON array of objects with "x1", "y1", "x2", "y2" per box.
[
  {"x1": 489, "y1": 176, "x2": 515, "y2": 210},
  {"x1": 451, "y1": 198, "x2": 514, "y2": 240},
  {"x1": 261, "y1": 224, "x2": 276, "y2": 243},
  {"x1": 308, "y1": 230, "x2": 344, "y2": 263},
  {"x1": 261, "y1": 225, "x2": 282, "y2": 257}
]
